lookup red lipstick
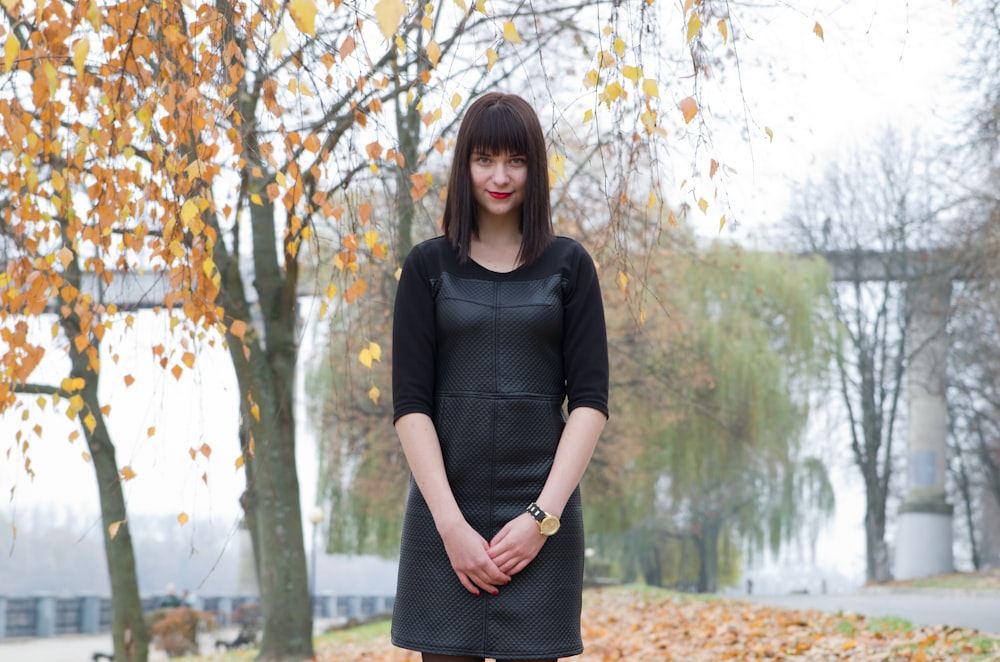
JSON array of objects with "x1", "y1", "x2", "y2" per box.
[{"x1": 489, "y1": 192, "x2": 512, "y2": 199}]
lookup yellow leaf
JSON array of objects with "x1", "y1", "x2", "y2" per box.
[
  {"x1": 642, "y1": 78, "x2": 659, "y2": 98},
  {"x1": 698, "y1": 197, "x2": 709, "y2": 213},
  {"x1": 83, "y1": 413, "x2": 96, "y2": 434},
  {"x1": 374, "y1": 0, "x2": 406, "y2": 40},
  {"x1": 719, "y1": 214, "x2": 727, "y2": 231},
  {"x1": 270, "y1": 27, "x2": 289, "y2": 55},
  {"x1": 486, "y1": 47, "x2": 498, "y2": 71},
  {"x1": 276, "y1": 171, "x2": 287, "y2": 187},
  {"x1": 686, "y1": 12, "x2": 703, "y2": 43},
  {"x1": 251, "y1": 193, "x2": 263, "y2": 205},
  {"x1": 3, "y1": 35, "x2": 18, "y2": 72},
  {"x1": 250, "y1": 402, "x2": 260, "y2": 422},
  {"x1": 235, "y1": 455, "x2": 245, "y2": 470},
  {"x1": 622, "y1": 65, "x2": 641, "y2": 84},
  {"x1": 364, "y1": 230, "x2": 379, "y2": 249},
  {"x1": 453, "y1": 0, "x2": 467, "y2": 12},
  {"x1": 604, "y1": 81, "x2": 623, "y2": 101},
  {"x1": 368, "y1": 385, "x2": 381, "y2": 404},
  {"x1": 613, "y1": 37, "x2": 626, "y2": 58},
  {"x1": 61, "y1": 377, "x2": 85, "y2": 392},
  {"x1": 765, "y1": 126, "x2": 774, "y2": 142},
  {"x1": 148, "y1": 426, "x2": 156, "y2": 437},
  {"x1": 359, "y1": 348, "x2": 373, "y2": 368},
  {"x1": 181, "y1": 199, "x2": 199, "y2": 224},
  {"x1": 72, "y1": 39, "x2": 89, "y2": 78},
  {"x1": 289, "y1": 0, "x2": 317, "y2": 36},
  {"x1": 583, "y1": 109, "x2": 593, "y2": 123},
  {"x1": 369, "y1": 341, "x2": 382, "y2": 362},
  {"x1": 325, "y1": 283, "x2": 337, "y2": 299},
  {"x1": 583, "y1": 69, "x2": 598, "y2": 89},
  {"x1": 647, "y1": 192, "x2": 657, "y2": 210},
  {"x1": 549, "y1": 154, "x2": 566, "y2": 181},
  {"x1": 109, "y1": 520, "x2": 123, "y2": 539},
  {"x1": 120, "y1": 465, "x2": 137, "y2": 481},
  {"x1": 67, "y1": 394, "x2": 85, "y2": 418},
  {"x1": 679, "y1": 96, "x2": 698, "y2": 123},
  {"x1": 450, "y1": 93, "x2": 462, "y2": 110},
  {"x1": 177, "y1": 512, "x2": 189, "y2": 526},
  {"x1": 182, "y1": 352, "x2": 195, "y2": 369},
  {"x1": 814, "y1": 21, "x2": 824, "y2": 41},
  {"x1": 426, "y1": 41, "x2": 441, "y2": 68},
  {"x1": 502, "y1": 22, "x2": 523, "y2": 44}
]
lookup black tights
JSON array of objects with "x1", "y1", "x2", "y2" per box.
[{"x1": 421, "y1": 655, "x2": 556, "y2": 662}]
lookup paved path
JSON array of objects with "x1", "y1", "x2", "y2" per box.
[
  {"x1": 741, "y1": 589, "x2": 1000, "y2": 634},
  {"x1": 0, "y1": 619, "x2": 342, "y2": 662}
]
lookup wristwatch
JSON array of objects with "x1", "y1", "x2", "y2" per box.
[{"x1": 526, "y1": 502, "x2": 560, "y2": 536}]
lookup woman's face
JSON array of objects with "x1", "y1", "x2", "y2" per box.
[{"x1": 469, "y1": 150, "x2": 528, "y2": 222}]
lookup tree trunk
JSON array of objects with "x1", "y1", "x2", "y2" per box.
[
  {"x1": 222, "y1": 184, "x2": 313, "y2": 661},
  {"x1": 61, "y1": 262, "x2": 149, "y2": 661},
  {"x1": 695, "y1": 518, "x2": 721, "y2": 593}
]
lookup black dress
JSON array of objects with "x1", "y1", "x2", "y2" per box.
[{"x1": 391, "y1": 236, "x2": 609, "y2": 660}]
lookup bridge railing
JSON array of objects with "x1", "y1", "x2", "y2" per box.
[{"x1": 0, "y1": 593, "x2": 395, "y2": 640}]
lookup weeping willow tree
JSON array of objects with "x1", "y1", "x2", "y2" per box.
[{"x1": 593, "y1": 236, "x2": 836, "y2": 592}]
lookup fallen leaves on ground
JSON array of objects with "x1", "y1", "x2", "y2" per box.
[{"x1": 315, "y1": 586, "x2": 999, "y2": 661}]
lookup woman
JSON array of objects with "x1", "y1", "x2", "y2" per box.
[{"x1": 391, "y1": 92, "x2": 609, "y2": 662}]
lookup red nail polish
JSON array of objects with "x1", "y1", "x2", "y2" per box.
[{"x1": 492, "y1": 589, "x2": 499, "y2": 596}]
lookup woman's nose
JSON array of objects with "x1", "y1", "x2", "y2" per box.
[{"x1": 492, "y1": 165, "x2": 510, "y2": 183}]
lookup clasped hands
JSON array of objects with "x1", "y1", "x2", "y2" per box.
[{"x1": 438, "y1": 513, "x2": 546, "y2": 596}]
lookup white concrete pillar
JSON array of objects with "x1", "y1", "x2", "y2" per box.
[{"x1": 895, "y1": 277, "x2": 954, "y2": 580}]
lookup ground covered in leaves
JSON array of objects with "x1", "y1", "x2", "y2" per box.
[
  {"x1": 305, "y1": 586, "x2": 999, "y2": 662},
  {"x1": 193, "y1": 585, "x2": 1000, "y2": 661}
]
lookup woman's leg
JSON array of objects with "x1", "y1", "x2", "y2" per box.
[{"x1": 420, "y1": 654, "x2": 484, "y2": 662}]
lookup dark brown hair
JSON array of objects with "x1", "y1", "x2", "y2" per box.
[{"x1": 442, "y1": 92, "x2": 553, "y2": 265}]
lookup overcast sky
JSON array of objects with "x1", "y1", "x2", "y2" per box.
[{"x1": 0, "y1": 0, "x2": 974, "y2": 590}]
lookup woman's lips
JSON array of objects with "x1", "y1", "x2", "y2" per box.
[{"x1": 488, "y1": 191, "x2": 512, "y2": 199}]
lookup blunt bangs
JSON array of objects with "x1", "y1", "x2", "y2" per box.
[{"x1": 466, "y1": 104, "x2": 530, "y2": 158}]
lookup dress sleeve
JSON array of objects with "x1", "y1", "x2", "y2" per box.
[
  {"x1": 563, "y1": 243, "x2": 610, "y2": 418},
  {"x1": 392, "y1": 245, "x2": 437, "y2": 423}
]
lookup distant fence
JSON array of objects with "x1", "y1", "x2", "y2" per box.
[{"x1": 0, "y1": 593, "x2": 395, "y2": 641}]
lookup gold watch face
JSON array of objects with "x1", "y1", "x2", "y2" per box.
[{"x1": 539, "y1": 515, "x2": 560, "y2": 536}]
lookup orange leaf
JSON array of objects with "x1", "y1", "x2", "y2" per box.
[
  {"x1": 679, "y1": 97, "x2": 698, "y2": 123},
  {"x1": 230, "y1": 319, "x2": 247, "y2": 341}
]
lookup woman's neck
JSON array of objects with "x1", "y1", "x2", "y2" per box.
[{"x1": 471, "y1": 216, "x2": 522, "y2": 272}]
